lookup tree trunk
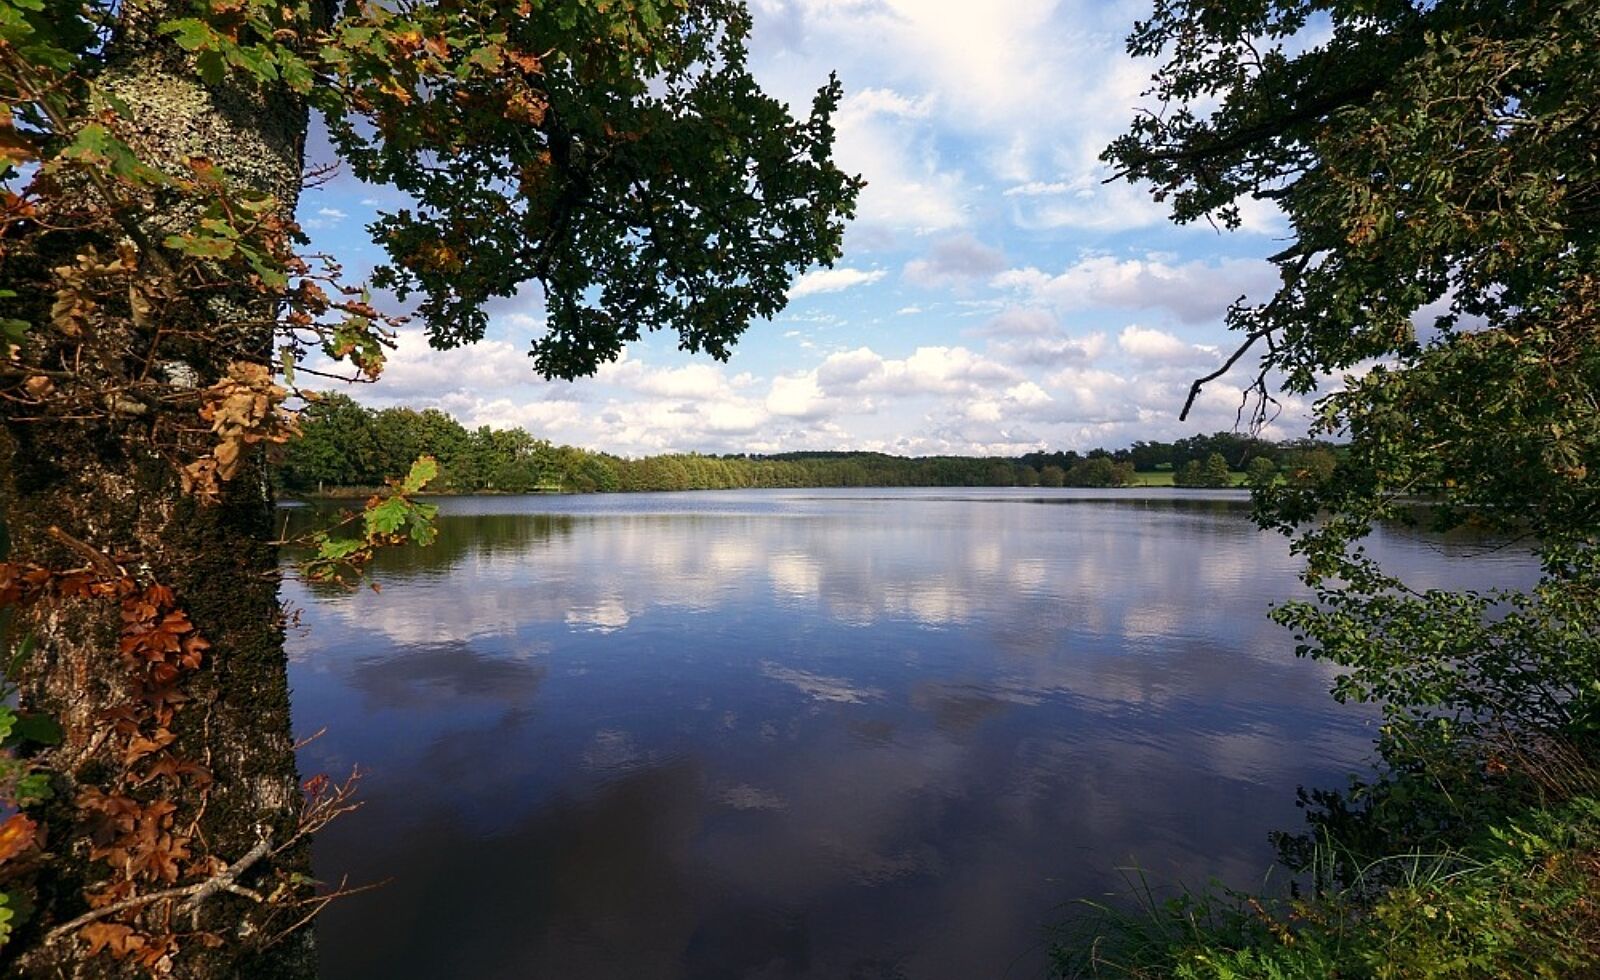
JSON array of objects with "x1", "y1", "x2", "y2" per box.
[{"x1": 3, "y1": 1, "x2": 324, "y2": 974}]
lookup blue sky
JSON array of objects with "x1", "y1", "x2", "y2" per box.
[{"x1": 297, "y1": 0, "x2": 1313, "y2": 457}]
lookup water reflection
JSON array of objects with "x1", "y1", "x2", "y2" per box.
[{"x1": 283, "y1": 489, "x2": 1536, "y2": 979}]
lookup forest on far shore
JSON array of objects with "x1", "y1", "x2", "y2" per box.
[{"x1": 278, "y1": 392, "x2": 1341, "y2": 494}]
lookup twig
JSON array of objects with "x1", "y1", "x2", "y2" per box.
[
  {"x1": 1179, "y1": 327, "x2": 1272, "y2": 421},
  {"x1": 44, "y1": 526, "x2": 122, "y2": 580},
  {"x1": 261, "y1": 876, "x2": 390, "y2": 949},
  {"x1": 178, "y1": 836, "x2": 272, "y2": 913},
  {"x1": 41, "y1": 836, "x2": 273, "y2": 945}
]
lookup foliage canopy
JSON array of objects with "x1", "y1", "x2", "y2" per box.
[{"x1": 1107, "y1": 0, "x2": 1600, "y2": 877}]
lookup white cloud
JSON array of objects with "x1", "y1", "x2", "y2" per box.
[
  {"x1": 813, "y1": 345, "x2": 1019, "y2": 398},
  {"x1": 363, "y1": 330, "x2": 532, "y2": 400},
  {"x1": 844, "y1": 86, "x2": 934, "y2": 119},
  {"x1": 790, "y1": 266, "x2": 887, "y2": 298},
  {"x1": 831, "y1": 88, "x2": 969, "y2": 233},
  {"x1": 993, "y1": 255, "x2": 1279, "y2": 324},
  {"x1": 1002, "y1": 181, "x2": 1077, "y2": 197},
  {"x1": 1117, "y1": 325, "x2": 1215, "y2": 365},
  {"x1": 766, "y1": 372, "x2": 833, "y2": 420}
]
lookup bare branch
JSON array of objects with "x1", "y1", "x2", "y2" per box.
[
  {"x1": 1178, "y1": 328, "x2": 1272, "y2": 422},
  {"x1": 41, "y1": 836, "x2": 272, "y2": 946}
]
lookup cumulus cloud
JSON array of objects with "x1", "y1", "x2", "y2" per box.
[
  {"x1": 766, "y1": 372, "x2": 834, "y2": 420},
  {"x1": 992, "y1": 255, "x2": 1279, "y2": 324},
  {"x1": 1117, "y1": 325, "x2": 1216, "y2": 365},
  {"x1": 815, "y1": 346, "x2": 1019, "y2": 397},
  {"x1": 990, "y1": 333, "x2": 1108, "y2": 368},
  {"x1": 361, "y1": 330, "x2": 533, "y2": 401},
  {"x1": 790, "y1": 266, "x2": 887, "y2": 298},
  {"x1": 970, "y1": 308, "x2": 1108, "y2": 367},
  {"x1": 976, "y1": 308, "x2": 1058, "y2": 338},
  {"x1": 748, "y1": 0, "x2": 1153, "y2": 231},
  {"x1": 302, "y1": 204, "x2": 352, "y2": 230},
  {"x1": 902, "y1": 235, "x2": 1008, "y2": 289}
]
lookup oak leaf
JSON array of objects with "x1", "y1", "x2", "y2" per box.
[
  {"x1": 80, "y1": 922, "x2": 145, "y2": 957},
  {"x1": 0, "y1": 813, "x2": 38, "y2": 864}
]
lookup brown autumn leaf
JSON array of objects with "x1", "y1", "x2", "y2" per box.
[
  {"x1": 132, "y1": 934, "x2": 179, "y2": 975},
  {"x1": 80, "y1": 921, "x2": 146, "y2": 958},
  {"x1": 0, "y1": 813, "x2": 38, "y2": 864},
  {"x1": 133, "y1": 832, "x2": 191, "y2": 883},
  {"x1": 86, "y1": 879, "x2": 137, "y2": 909},
  {"x1": 179, "y1": 632, "x2": 209, "y2": 669},
  {"x1": 0, "y1": 122, "x2": 38, "y2": 165},
  {"x1": 123, "y1": 729, "x2": 178, "y2": 766},
  {"x1": 137, "y1": 753, "x2": 212, "y2": 788}
]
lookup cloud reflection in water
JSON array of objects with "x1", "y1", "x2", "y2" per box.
[{"x1": 285, "y1": 489, "x2": 1536, "y2": 979}]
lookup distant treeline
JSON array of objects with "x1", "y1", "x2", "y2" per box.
[{"x1": 277, "y1": 393, "x2": 1341, "y2": 494}]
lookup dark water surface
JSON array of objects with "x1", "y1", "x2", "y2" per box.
[{"x1": 282, "y1": 488, "x2": 1533, "y2": 979}]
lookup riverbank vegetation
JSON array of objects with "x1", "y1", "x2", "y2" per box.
[
  {"x1": 1061, "y1": 0, "x2": 1600, "y2": 976},
  {"x1": 277, "y1": 392, "x2": 1336, "y2": 493}
]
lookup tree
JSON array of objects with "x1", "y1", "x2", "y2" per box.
[
  {"x1": 1062, "y1": 457, "x2": 1133, "y2": 488},
  {"x1": 0, "y1": 1, "x2": 858, "y2": 974},
  {"x1": 1245, "y1": 455, "x2": 1279, "y2": 487},
  {"x1": 281, "y1": 392, "x2": 380, "y2": 490},
  {"x1": 1109, "y1": 0, "x2": 1598, "y2": 867},
  {"x1": 1175, "y1": 451, "x2": 1233, "y2": 489}
]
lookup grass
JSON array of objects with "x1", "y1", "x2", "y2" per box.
[
  {"x1": 1125, "y1": 471, "x2": 1250, "y2": 487},
  {"x1": 1056, "y1": 795, "x2": 1600, "y2": 979}
]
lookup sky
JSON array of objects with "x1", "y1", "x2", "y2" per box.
[{"x1": 297, "y1": 0, "x2": 1314, "y2": 458}]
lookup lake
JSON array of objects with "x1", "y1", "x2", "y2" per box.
[{"x1": 281, "y1": 488, "x2": 1535, "y2": 979}]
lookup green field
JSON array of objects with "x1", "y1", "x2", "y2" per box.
[{"x1": 1124, "y1": 470, "x2": 1248, "y2": 487}]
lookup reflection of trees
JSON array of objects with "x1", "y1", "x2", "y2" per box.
[
  {"x1": 282, "y1": 508, "x2": 575, "y2": 595},
  {"x1": 287, "y1": 491, "x2": 1542, "y2": 979}
]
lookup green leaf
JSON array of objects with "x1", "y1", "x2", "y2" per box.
[
  {"x1": 407, "y1": 505, "x2": 438, "y2": 547},
  {"x1": 315, "y1": 537, "x2": 366, "y2": 561},
  {"x1": 5, "y1": 632, "x2": 36, "y2": 683},
  {"x1": 197, "y1": 48, "x2": 227, "y2": 86},
  {"x1": 400, "y1": 455, "x2": 438, "y2": 494},
  {"x1": 60, "y1": 123, "x2": 169, "y2": 186},
  {"x1": 162, "y1": 18, "x2": 216, "y2": 52},
  {"x1": 363, "y1": 496, "x2": 409, "y2": 536},
  {"x1": 163, "y1": 232, "x2": 237, "y2": 260},
  {"x1": 239, "y1": 244, "x2": 288, "y2": 288},
  {"x1": 15, "y1": 772, "x2": 52, "y2": 803},
  {"x1": 7, "y1": 711, "x2": 62, "y2": 747}
]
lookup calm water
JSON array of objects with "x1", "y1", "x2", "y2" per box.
[{"x1": 282, "y1": 488, "x2": 1535, "y2": 979}]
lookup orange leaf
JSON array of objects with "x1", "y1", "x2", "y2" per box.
[
  {"x1": 81, "y1": 922, "x2": 146, "y2": 958},
  {"x1": 0, "y1": 813, "x2": 38, "y2": 864}
]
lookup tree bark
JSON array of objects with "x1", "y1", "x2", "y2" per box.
[{"x1": 3, "y1": 1, "x2": 326, "y2": 975}]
